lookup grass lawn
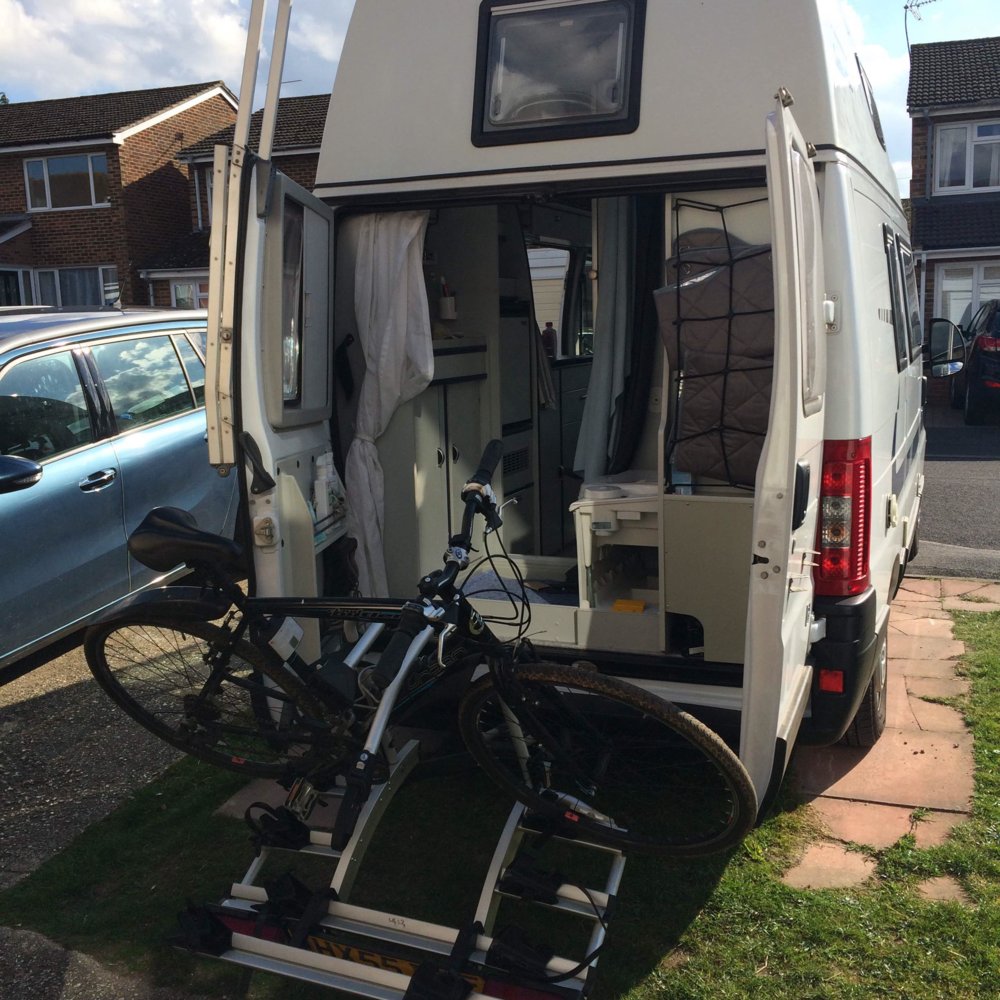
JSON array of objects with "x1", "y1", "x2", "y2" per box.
[{"x1": 1, "y1": 611, "x2": 997, "y2": 998}]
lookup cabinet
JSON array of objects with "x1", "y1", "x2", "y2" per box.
[{"x1": 379, "y1": 348, "x2": 485, "y2": 595}]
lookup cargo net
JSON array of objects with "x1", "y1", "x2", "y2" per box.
[{"x1": 654, "y1": 197, "x2": 774, "y2": 490}]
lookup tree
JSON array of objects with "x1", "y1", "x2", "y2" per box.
[{"x1": 0, "y1": 93, "x2": 9, "y2": 105}]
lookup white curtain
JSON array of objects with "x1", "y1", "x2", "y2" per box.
[
  {"x1": 574, "y1": 197, "x2": 633, "y2": 480},
  {"x1": 344, "y1": 212, "x2": 434, "y2": 596}
]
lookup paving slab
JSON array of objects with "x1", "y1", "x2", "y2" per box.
[
  {"x1": 916, "y1": 876, "x2": 972, "y2": 906},
  {"x1": 906, "y1": 675, "x2": 970, "y2": 700},
  {"x1": 893, "y1": 656, "x2": 969, "y2": 680},
  {"x1": 897, "y1": 579, "x2": 942, "y2": 599},
  {"x1": 216, "y1": 777, "x2": 342, "y2": 829},
  {"x1": 889, "y1": 602, "x2": 953, "y2": 621},
  {"x1": 911, "y1": 810, "x2": 965, "y2": 848},
  {"x1": 890, "y1": 616, "x2": 957, "y2": 639},
  {"x1": 889, "y1": 634, "x2": 965, "y2": 661},
  {"x1": 942, "y1": 597, "x2": 1000, "y2": 613},
  {"x1": 886, "y1": 671, "x2": 919, "y2": 730},
  {"x1": 782, "y1": 842, "x2": 875, "y2": 889},
  {"x1": 907, "y1": 697, "x2": 968, "y2": 734},
  {"x1": 792, "y1": 728, "x2": 974, "y2": 813},
  {"x1": 940, "y1": 579, "x2": 1000, "y2": 601},
  {"x1": 807, "y1": 798, "x2": 916, "y2": 849}
]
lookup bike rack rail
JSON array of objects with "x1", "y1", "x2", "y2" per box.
[{"x1": 178, "y1": 739, "x2": 626, "y2": 1000}]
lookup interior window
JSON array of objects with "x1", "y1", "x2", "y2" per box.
[
  {"x1": 91, "y1": 336, "x2": 195, "y2": 429},
  {"x1": 0, "y1": 352, "x2": 94, "y2": 460}
]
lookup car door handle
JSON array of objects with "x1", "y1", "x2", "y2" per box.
[{"x1": 79, "y1": 468, "x2": 118, "y2": 492}]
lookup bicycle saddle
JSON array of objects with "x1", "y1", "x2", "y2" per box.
[{"x1": 128, "y1": 506, "x2": 245, "y2": 575}]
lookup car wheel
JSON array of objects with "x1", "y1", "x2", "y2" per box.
[
  {"x1": 841, "y1": 620, "x2": 888, "y2": 748},
  {"x1": 949, "y1": 375, "x2": 964, "y2": 409},
  {"x1": 964, "y1": 380, "x2": 987, "y2": 425}
]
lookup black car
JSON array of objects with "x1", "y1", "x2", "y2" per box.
[{"x1": 949, "y1": 299, "x2": 1000, "y2": 424}]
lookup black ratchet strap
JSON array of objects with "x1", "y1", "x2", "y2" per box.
[{"x1": 403, "y1": 920, "x2": 483, "y2": 1000}]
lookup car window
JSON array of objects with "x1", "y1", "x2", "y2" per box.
[
  {"x1": 90, "y1": 335, "x2": 195, "y2": 430},
  {"x1": 0, "y1": 351, "x2": 94, "y2": 460},
  {"x1": 175, "y1": 334, "x2": 206, "y2": 406}
]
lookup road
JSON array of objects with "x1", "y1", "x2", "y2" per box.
[{"x1": 909, "y1": 404, "x2": 1000, "y2": 580}]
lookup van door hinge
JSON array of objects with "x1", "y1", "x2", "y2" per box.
[{"x1": 886, "y1": 493, "x2": 899, "y2": 529}]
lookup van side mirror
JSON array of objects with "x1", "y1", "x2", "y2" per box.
[
  {"x1": 0, "y1": 454, "x2": 43, "y2": 494},
  {"x1": 925, "y1": 318, "x2": 966, "y2": 378}
]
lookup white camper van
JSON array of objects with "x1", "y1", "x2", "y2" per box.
[{"x1": 207, "y1": 0, "x2": 941, "y2": 823}]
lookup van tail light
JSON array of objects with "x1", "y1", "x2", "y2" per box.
[
  {"x1": 814, "y1": 437, "x2": 871, "y2": 597},
  {"x1": 978, "y1": 336, "x2": 1000, "y2": 352}
]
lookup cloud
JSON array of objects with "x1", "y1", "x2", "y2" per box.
[{"x1": 0, "y1": 0, "x2": 352, "y2": 104}]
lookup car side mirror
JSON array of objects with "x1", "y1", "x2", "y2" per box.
[
  {"x1": 925, "y1": 318, "x2": 966, "y2": 377},
  {"x1": 0, "y1": 454, "x2": 43, "y2": 494}
]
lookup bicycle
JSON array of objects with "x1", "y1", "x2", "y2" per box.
[{"x1": 85, "y1": 440, "x2": 757, "y2": 857}]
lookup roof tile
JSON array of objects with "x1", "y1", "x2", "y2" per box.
[
  {"x1": 908, "y1": 36, "x2": 1000, "y2": 109},
  {"x1": 0, "y1": 83, "x2": 233, "y2": 147}
]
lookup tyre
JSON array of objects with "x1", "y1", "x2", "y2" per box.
[
  {"x1": 841, "y1": 620, "x2": 888, "y2": 748},
  {"x1": 964, "y1": 380, "x2": 987, "y2": 425},
  {"x1": 458, "y1": 662, "x2": 757, "y2": 856},
  {"x1": 85, "y1": 617, "x2": 339, "y2": 778}
]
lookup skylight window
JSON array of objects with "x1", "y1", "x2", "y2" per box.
[{"x1": 473, "y1": 0, "x2": 645, "y2": 146}]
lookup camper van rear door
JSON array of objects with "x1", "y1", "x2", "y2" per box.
[{"x1": 739, "y1": 94, "x2": 827, "y2": 800}]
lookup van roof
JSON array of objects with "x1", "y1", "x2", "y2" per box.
[{"x1": 315, "y1": 0, "x2": 897, "y2": 203}]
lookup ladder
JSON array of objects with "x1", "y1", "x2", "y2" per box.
[{"x1": 176, "y1": 740, "x2": 626, "y2": 1000}]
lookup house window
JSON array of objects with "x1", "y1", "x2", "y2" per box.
[
  {"x1": 935, "y1": 262, "x2": 1000, "y2": 328},
  {"x1": 171, "y1": 279, "x2": 209, "y2": 309},
  {"x1": 935, "y1": 121, "x2": 1000, "y2": 193},
  {"x1": 24, "y1": 153, "x2": 110, "y2": 210},
  {"x1": 35, "y1": 266, "x2": 119, "y2": 307}
]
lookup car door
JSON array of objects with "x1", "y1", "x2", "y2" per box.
[
  {"x1": 740, "y1": 92, "x2": 827, "y2": 800},
  {"x1": 87, "y1": 328, "x2": 236, "y2": 589},
  {"x1": 0, "y1": 346, "x2": 126, "y2": 662}
]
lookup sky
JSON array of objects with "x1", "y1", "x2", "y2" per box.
[{"x1": 1, "y1": 0, "x2": 998, "y2": 197}]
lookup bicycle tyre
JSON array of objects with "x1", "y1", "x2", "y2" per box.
[
  {"x1": 458, "y1": 662, "x2": 757, "y2": 856},
  {"x1": 85, "y1": 616, "x2": 338, "y2": 778}
]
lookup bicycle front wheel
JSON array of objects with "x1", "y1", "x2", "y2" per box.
[
  {"x1": 458, "y1": 662, "x2": 757, "y2": 856},
  {"x1": 85, "y1": 617, "x2": 336, "y2": 778}
]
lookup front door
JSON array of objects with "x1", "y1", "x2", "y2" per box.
[
  {"x1": 0, "y1": 270, "x2": 21, "y2": 306},
  {"x1": 740, "y1": 91, "x2": 827, "y2": 801}
]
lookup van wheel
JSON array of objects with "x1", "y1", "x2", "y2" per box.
[{"x1": 841, "y1": 621, "x2": 888, "y2": 748}]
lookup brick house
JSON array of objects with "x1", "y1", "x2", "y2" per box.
[
  {"x1": 907, "y1": 36, "x2": 1000, "y2": 328},
  {"x1": 0, "y1": 83, "x2": 237, "y2": 308},
  {"x1": 140, "y1": 94, "x2": 329, "y2": 308}
]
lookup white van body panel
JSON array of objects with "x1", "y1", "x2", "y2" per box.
[
  {"x1": 211, "y1": 0, "x2": 927, "y2": 813},
  {"x1": 316, "y1": 0, "x2": 896, "y2": 202}
]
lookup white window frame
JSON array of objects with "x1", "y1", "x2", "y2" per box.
[
  {"x1": 23, "y1": 153, "x2": 111, "y2": 211},
  {"x1": 933, "y1": 119, "x2": 1000, "y2": 195},
  {"x1": 933, "y1": 259, "x2": 1000, "y2": 325},
  {"x1": 170, "y1": 276, "x2": 210, "y2": 309},
  {"x1": 33, "y1": 265, "x2": 120, "y2": 307}
]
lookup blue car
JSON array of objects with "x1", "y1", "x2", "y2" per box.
[{"x1": 0, "y1": 309, "x2": 237, "y2": 670}]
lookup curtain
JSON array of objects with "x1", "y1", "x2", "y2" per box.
[
  {"x1": 343, "y1": 212, "x2": 434, "y2": 596},
  {"x1": 574, "y1": 197, "x2": 633, "y2": 480}
]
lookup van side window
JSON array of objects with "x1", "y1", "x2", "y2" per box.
[
  {"x1": 883, "y1": 225, "x2": 909, "y2": 371},
  {"x1": 896, "y1": 239, "x2": 923, "y2": 359}
]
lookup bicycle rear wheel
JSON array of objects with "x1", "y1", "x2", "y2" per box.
[
  {"x1": 85, "y1": 616, "x2": 339, "y2": 778},
  {"x1": 458, "y1": 662, "x2": 757, "y2": 856}
]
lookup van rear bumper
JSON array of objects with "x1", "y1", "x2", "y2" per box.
[{"x1": 797, "y1": 587, "x2": 878, "y2": 746}]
